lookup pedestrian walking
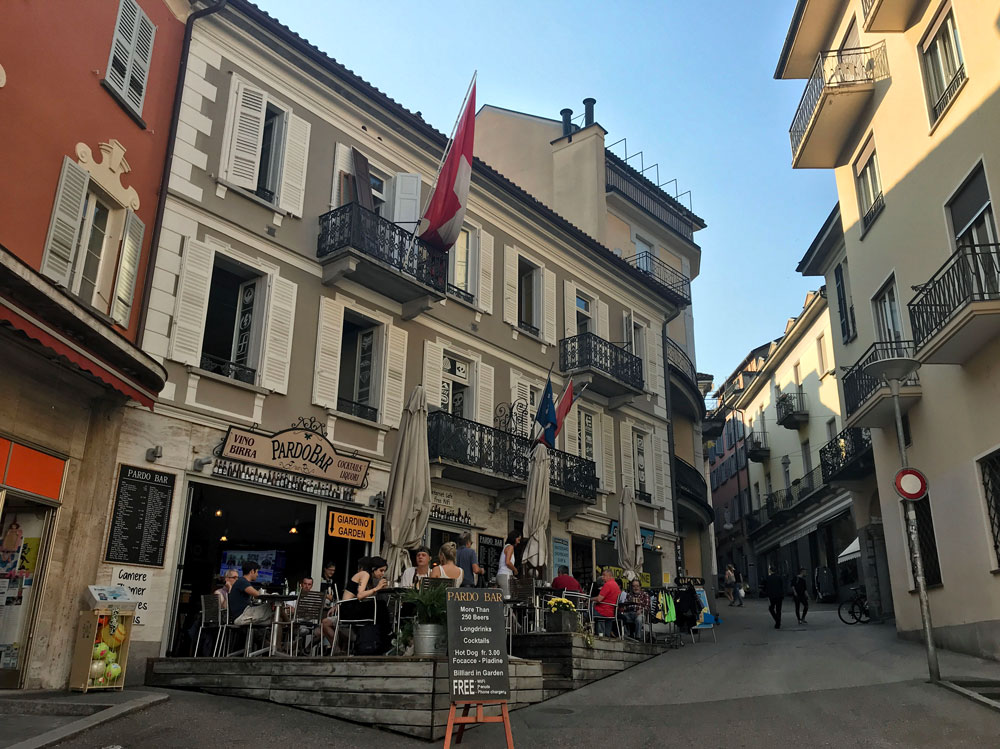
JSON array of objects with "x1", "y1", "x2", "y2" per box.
[
  {"x1": 764, "y1": 566, "x2": 785, "y2": 629},
  {"x1": 733, "y1": 567, "x2": 744, "y2": 607},
  {"x1": 792, "y1": 567, "x2": 809, "y2": 624},
  {"x1": 725, "y1": 564, "x2": 736, "y2": 606}
]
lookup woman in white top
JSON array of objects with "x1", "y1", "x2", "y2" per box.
[
  {"x1": 496, "y1": 530, "x2": 521, "y2": 599},
  {"x1": 429, "y1": 542, "x2": 464, "y2": 586}
]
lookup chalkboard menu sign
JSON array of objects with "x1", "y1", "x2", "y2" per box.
[
  {"x1": 104, "y1": 465, "x2": 175, "y2": 567},
  {"x1": 447, "y1": 588, "x2": 509, "y2": 701},
  {"x1": 478, "y1": 534, "x2": 504, "y2": 583}
]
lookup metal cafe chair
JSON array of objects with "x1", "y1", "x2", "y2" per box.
[
  {"x1": 333, "y1": 594, "x2": 378, "y2": 656},
  {"x1": 508, "y1": 576, "x2": 538, "y2": 634},
  {"x1": 278, "y1": 590, "x2": 326, "y2": 657},
  {"x1": 562, "y1": 591, "x2": 592, "y2": 634},
  {"x1": 591, "y1": 597, "x2": 622, "y2": 639},
  {"x1": 194, "y1": 594, "x2": 225, "y2": 657}
]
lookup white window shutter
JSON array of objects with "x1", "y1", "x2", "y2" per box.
[
  {"x1": 125, "y1": 9, "x2": 155, "y2": 114},
  {"x1": 41, "y1": 156, "x2": 90, "y2": 286},
  {"x1": 277, "y1": 113, "x2": 310, "y2": 217},
  {"x1": 647, "y1": 324, "x2": 663, "y2": 395},
  {"x1": 652, "y1": 434, "x2": 666, "y2": 504},
  {"x1": 260, "y1": 275, "x2": 297, "y2": 393},
  {"x1": 477, "y1": 230, "x2": 494, "y2": 314},
  {"x1": 622, "y1": 309, "x2": 632, "y2": 345},
  {"x1": 476, "y1": 361, "x2": 494, "y2": 426},
  {"x1": 511, "y1": 371, "x2": 531, "y2": 436},
  {"x1": 111, "y1": 210, "x2": 145, "y2": 326},
  {"x1": 543, "y1": 267, "x2": 557, "y2": 344},
  {"x1": 563, "y1": 401, "x2": 579, "y2": 455},
  {"x1": 596, "y1": 300, "x2": 609, "y2": 340},
  {"x1": 391, "y1": 173, "x2": 421, "y2": 228},
  {"x1": 423, "y1": 341, "x2": 445, "y2": 409},
  {"x1": 169, "y1": 238, "x2": 215, "y2": 366},
  {"x1": 383, "y1": 325, "x2": 408, "y2": 429},
  {"x1": 503, "y1": 245, "x2": 518, "y2": 325},
  {"x1": 106, "y1": 0, "x2": 137, "y2": 99},
  {"x1": 602, "y1": 413, "x2": 616, "y2": 492},
  {"x1": 223, "y1": 79, "x2": 267, "y2": 190},
  {"x1": 331, "y1": 142, "x2": 354, "y2": 208},
  {"x1": 563, "y1": 280, "x2": 577, "y2": 339},
  {"x1": 620, "y1": 425, "x2": 635, "y2": 489},
  {"x1": 312, "y1": 297, "x2": 344, "y2": 410}
]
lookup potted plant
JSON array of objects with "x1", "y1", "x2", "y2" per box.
[
  {"x1": 545, "y1": 597, "x2": 578, "y2": 633},
  {"x1": 402, "y1": 582, "x2": 448, "y2": 656}
]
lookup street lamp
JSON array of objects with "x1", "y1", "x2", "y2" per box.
[{"x1": 863, "y1": 353, "x2": 939, "y2": 683}]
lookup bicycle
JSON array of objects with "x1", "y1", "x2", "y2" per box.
[{"x1": 838, "y1": 586, "x2": 871, "y2": 625}]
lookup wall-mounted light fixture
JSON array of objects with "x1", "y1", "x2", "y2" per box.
[
  {"x1": 145, "y1": 445, "x2": 163, "y2": 463},
  {"x1": 194, "y1": 457, "x2": 214, "y2": 472}
]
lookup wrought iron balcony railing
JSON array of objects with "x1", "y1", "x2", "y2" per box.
[
  {"x1": 447, "y1": 283, "x2": 475, "y2": 305},
  {"x1": 605, "y1": 154, "x2": 695, "y2": 242},
  {"x1": 665, "y1": 337, "x2": 696, "y2": 386},
  {"x1": 933, "y1": 64, "x2": 966, "y2": 121},
  {"x1": 317, "y1": 202, "x2": 447, "y2": 293},
  {"x1": 635, "y1": 489, "x2": 653, "y2": 504},
  {"x1": 820, "y1": 426, "x2": 873, "y2": 483},
  {"x1": 623, "y1": 251, "x2": 692, "y2": 307},
  {"x1": 200, "y1": 353, "x2": 256, "y2": 385},
  {"x1": 862, "y1": 193, "x2": 884, "y2": 230},
  {"x1": 559, "y1": 332, "x2": 643, "y2": 390},
  {"x1": 776, "y1": 392, "x2": 808, "y2": 425},
  {"x1": 518, "y1": 319, "x2": 540, "y2": 337},
  {"x1": 746, "y1": 430, "x2": 769, "y2": 455},
  {"x1": 790, "y1": 43, "x2": 889, "y2": 159},
  {"x1": 753, "y1": 465, "x2": 825, "y2": 533},
  {"x1": 337, "y1": 397, "x2": 378, "y2": 423},
  {"x1": 549, "y1": 446, "x2": 598, "y2": 500},
  {"x1": 908, "y1": 244, "x2": 1000, "y2": 350},
  {"x1": 843, "y1": 341, "x2": 919, "y2": 417}
]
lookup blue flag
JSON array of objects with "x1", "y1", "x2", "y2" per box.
[{"x1": 534, "y1": 377, "x2": 558, "y2": 447}]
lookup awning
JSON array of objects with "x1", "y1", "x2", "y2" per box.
[{"x1": 838, "y1": 537, "x2": 861, "y2": 563}]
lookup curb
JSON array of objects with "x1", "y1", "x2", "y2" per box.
[
  {"x1": 3, "y1": 692, "x2": 169, "y2": 749},
  {"x1": 938, "y1": 680, "x2": 1000, "y2": 714}
]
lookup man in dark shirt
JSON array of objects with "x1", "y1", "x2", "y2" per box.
[
  {"x1": 764, "y1": 567, "x2": 785, "y2": 630},
  {"x1": 552, "y1": 565, "x2": 582, "y2": 593},
  {"x1": 456, "y1": 533, "x2": 483, "y2": 588},
  {"x1": 229, "y1": 561, "x2": 270, "y2": 625},
  {"x1": 792, "y1": 567, "x2": 809, "y2": 624},
  {"x1": 620, "y1": 578, "x2": 651, "y2": 640}
]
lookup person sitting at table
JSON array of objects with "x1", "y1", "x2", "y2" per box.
[
  {"x1": 230, "y1": 562, "x2": 271, "y2": 626},
  {"x1": 215, "y1": 570, "x2": 238, "y2": 612},
  {"x1": 552, "y1": 565, "x2": 582, "y2": 594},
  {"x1": 429, "y1": 542, "x2": 464, "y2": 586},
  {"x1": 620, "y1": 577, "x2": 651, "y2": 640},
  {"x1": 399, "y1": 546, "x2": 432, "y2": 587},
  {"x1": 591, "y1": 568, "x2": 621, "y2": 637},
  {"x1": 339, "y1": 555, "x2": 391, "y2": 654},
  {"x1": 320, "y1": 562, "x2": 337, "y2": 604}
]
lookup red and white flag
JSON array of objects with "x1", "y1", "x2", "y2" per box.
[{"x1": 419, "y1": 78, "x2": 476, "y2": 252}]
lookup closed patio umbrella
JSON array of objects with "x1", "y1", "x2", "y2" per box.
[
  {"x1": 618, "y1": 486, "x2": 643, "y2": 581},
  {"x1": 521, "y1": 442, "x2": 551, "y2": 574},
  {"x1": 381, "y1": 385, "x2": 433, "y2": 583}
]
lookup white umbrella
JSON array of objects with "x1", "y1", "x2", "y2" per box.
[
  {"x1": 381, "y1": 386, "x2": 433, "y2": 583},
  {"x1": 618, "y1": 486, "x2": 643, "y2": 581},
  {"x1": 522, "y1": 442, "x2": 551, "y2": 574}
]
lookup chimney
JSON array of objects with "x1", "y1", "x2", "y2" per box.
[
  {"x1": 583, "y1": 98, "x2": 596, "y2": 127},
  {"x1": 560, "y1": 108, "x2": 573, "y2": 137}
]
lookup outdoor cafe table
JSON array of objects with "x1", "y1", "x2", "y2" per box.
[
  {"x1": 374, "y1": 585, "x2": 409, "y2": 637},
  {"x1": 254, "y1": 593, "x2": 298, "y2": 656}
]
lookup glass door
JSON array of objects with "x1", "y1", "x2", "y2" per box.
[{"x1": 0, "y1": 491, "x2": 55, "y2": 688}]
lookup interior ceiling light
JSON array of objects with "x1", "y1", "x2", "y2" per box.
[
  {"x1": 215, "y1": 509, "x2": 223, "y2": 517},
  {"x1": 219, "y1": 535, "x2": 228, "y2": 542}
]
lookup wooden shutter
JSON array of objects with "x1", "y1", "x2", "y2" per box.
[
  {"x1": 511, "y1": 371, "x2": 531, "y2": 436},
  {"x1": 169, "y1": 238, "x2": 215, "y2": 366},
  {"x1": 423, "y1": 341, "x2": 445, "y2": 409},
  {"x1": 476, "y1": 361, "x2": 494, "y2": 426},
  {"x1": 652, "y1": 434, "x2": 666, "y2": 504},
  {"x1": 477, "y1": 230, "x2": 494, "y2": 314},
  {"x1": 331, "y1": 143, "x2": 354, "y2": 208},
  {"x1": 224, "y1": 79, "x2": 267, "y2": 190},
  {"x1": 563, "y1": 400, "x2": 579, "y2": 455},
  {"x1": 620, "y1": 425, "x2": 635, "y2": 489},
  {"x1": 391, "y1": 173, "x2": 421, "y2": 228},
  {"x1": 596, "y1": 300, "x2": 609, "y2": 340},
  {"x1": 111, "y1": 210, "x2": 145, "y2": 326},
  {"x1": 125, "y1": 7, "x2": 154, "y2": 114},
  {"x1": 312, "y1": 297, "x2": 344, "y2": 409},
  {"x1": 260, "y1": 275, "x2": 297, "y2": 393},
  {"x1": 503, "y1": 245, "x2": 518, "y2": 325},
  {"x1": 277, "y1": 113, "x2": 311, "y2": 217},
  {"x1": 41, "y1": 156, "x2": 90, "y2": 286},
  {"x1": 351, "y1": 148, "x2": 374, "y2": 211},
  {"x1": 383, "y1": 325, "x2": 408, "y2": 429},
  {"x1": 647, "y1": 324, "x2": 664, "y2": 396},
  {"x1": 563, "y1": 280, "x2": 577, "y2": 339},
  {"x1": 602, "y1": 413, "x2": 616, "y2": 492},
  {"x1": 543, "y1": 267, "x2": 557, "y2": 344},
  {"x1": 106, "y1": 0, "x2": 138, "y2": 97}
]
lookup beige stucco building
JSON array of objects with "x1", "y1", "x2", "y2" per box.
[
  {"x1": 69, "y1": 0, "x2": 714, "y2": 680},
  {"x1": 781, "y1": 0, "x2": 1000, "y2": 657}
]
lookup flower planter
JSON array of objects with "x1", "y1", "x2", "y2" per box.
[
  {"x1": 545, "y1": 610, "x2": 578, "y2": 633},
  {"x1": 413, "y1": 623, "x2": 447, "y2": 656}
]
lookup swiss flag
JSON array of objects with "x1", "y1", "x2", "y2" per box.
[{"x1": 419, "y1": 81, "x2": 476, "y2": 252}]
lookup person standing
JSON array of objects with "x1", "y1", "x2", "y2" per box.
[
  {"x1": 496, "y1": 530, "x2": 520, "y2": 599},
  {"x1": 764, "y1": 566, "x2": 785, "y2": 630},
  {"x1": 792, "y1": 567, "x2": 809, "y2": 624},
  {"x1": 724, "y1": 564, "x2": 736, "y2": 606},
  {"x1": 456, "y1": 532, "x2": 483, "y2": 588}
]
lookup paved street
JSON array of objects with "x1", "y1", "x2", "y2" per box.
[{"x1": 52, "y1": 599, "x2": 1000, "y2": 748}]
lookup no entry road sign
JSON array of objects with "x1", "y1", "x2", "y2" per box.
[{"x1": 895, "y1": 467, "x2": 928, "y2": 501}]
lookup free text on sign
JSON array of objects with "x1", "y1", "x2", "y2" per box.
[{"x1": 327, "y1": 510, "x2": 375, "y2": 542}]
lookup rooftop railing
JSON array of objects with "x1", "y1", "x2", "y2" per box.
[{"x1": 605, "y1": 155, "x2": 695, "y2": 242}]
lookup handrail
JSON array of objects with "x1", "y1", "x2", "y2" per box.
[
  {"x1": 559, "y1": 332, "x2": 643, "y2": 390},
  {"x1": 843, "y1": 341, "x2": 919, "y2": 417},
  {"x1": 908, "y1": 244, "x2": 1000, "y2": 350}
]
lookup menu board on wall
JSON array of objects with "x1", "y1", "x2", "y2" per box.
[
  {"x1": 478, "y1": 534, "x2": 504, "y2": 583},
  {"x1": 104, "y1": 465, "x2": 175, "y2": 567}
]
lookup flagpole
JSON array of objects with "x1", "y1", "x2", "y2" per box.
[
  {"x1": 409, "y1": 70, "x2": 477, "y2": 244},
  {"x1": 528, "y1": 363, "x2": 553, "y2": 444}
]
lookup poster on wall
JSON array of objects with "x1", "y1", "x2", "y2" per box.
[
  {"x1": 552, "y1": 537, "x2": 570, "y2": 572},
  {"x1": 0, "y1": 509, "x2": 45, "y2": 661},
  {"x1": 219, "y1": 550, "x2": 286, "y2": 584},
  {"x1": 104, "y1": 465, "x2": 175, "y2": 567}
]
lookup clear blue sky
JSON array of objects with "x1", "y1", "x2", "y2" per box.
[{"x1": 254, "y1": 0, "x2": 837, "y2": 385}]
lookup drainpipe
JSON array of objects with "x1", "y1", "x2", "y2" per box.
[
  {"x1": 662, "y1": 323, "x2": 681, "y2": 578},
  {"x1": 137, "y1": 0, "x2": 228, "y2": 348}
]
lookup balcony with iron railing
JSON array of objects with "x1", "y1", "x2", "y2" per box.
[
  {"x1": 675, "y1": 455, "x2": 713, "y2": 525},
  {"x1": 548, "y1": 446, "x2": 599, "y2": 503},
  {"x1": 776, "y1": 392, "x2": 809, "y2": 429},
  {"x1": 931, "y1": 64, "x2": 966, "y2": 122},
  {"x1": 605, "y1": 154, "x2": 696, "y2": 243},
  {"x1": 317, "y1": 202, "x2": 447, "y2": 305},
  {"x1": 702, "y1": 400, "x2": 725, "y2": 441},
  {"x1": 862, "y1": 0, "x2": 922, "y2": 32},
  {"x1": 623, "y1": 251, "x2": 692, "y2": 309},
  {"x1": 750, "y1": 465, "x2": 826, "y2": 536},
  {"x1": 908, "y1": 244, "x2": 1000, "y2": 365},
  {"x1": 820, "y1": 426, "x2": 874, "y2": 484},
  {"x1": 843, "y1": 341, "x2": 921, "y2": 428},
  {"x1": 789, "y1": 43, "x2": 889, "y2": 168},
  {"x1": 665, "y1": 337, "x2": 704, "y2": 418},
  {"x1": 559, "y1": 332, "x2": 643, "y2": 398},
  {"x1": 200, "y1": 353, "x2": 256, "y2": 385},
  {"x1": 746, "y1": 430, "x2": 770, "y2": 463}
]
